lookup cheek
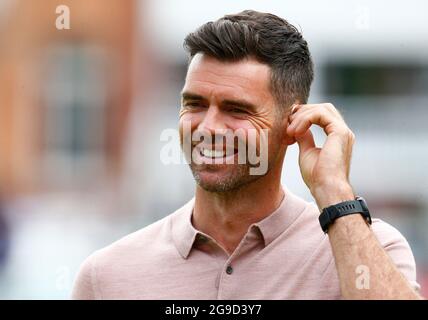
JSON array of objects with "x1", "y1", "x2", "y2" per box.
[
  {"x1": 179, "y1": 109, "x2": 197, "y2": 122},
  {"x1": 179, "y1": 112, "x2": 200, "y2": 132},
  {"x1": 179, "y1": 113, "x2": 192, "y2": 143},
  {"x1": 247, "y1": 121, "x2": 285, "y2": 156},
  {"x1": 224, "y1": 119, "x2": 262, "y2": 153}
]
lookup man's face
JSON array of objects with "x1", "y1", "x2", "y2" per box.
[{"x1": 179, "y1": 54, "x2": 287, "y2": 192}]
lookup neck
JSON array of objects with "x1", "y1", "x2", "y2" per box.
[{"x1": 192, "y1": 160, "x2": 285, "y2": 255}]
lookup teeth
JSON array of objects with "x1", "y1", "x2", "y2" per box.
[{"x1": 201, "y1": 148, "x2": 224, "y2": 158}]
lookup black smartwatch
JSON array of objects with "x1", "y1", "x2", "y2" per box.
[{"x1": 318, "y1": 196, "x2": 372, "y2": 233}]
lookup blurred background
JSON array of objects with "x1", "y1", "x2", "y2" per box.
[{"x1": 0, "y1": 0, "x2": 427, "y2": 299}]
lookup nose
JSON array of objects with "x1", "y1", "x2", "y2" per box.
[{"x1": 197, "y1": 105, "x2": 227, "y2": 134}]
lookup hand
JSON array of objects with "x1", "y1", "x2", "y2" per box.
[{"x1": 286, "y1": 103, "x2": 356, "y2": 209}]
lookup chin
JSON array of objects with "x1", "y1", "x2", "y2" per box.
[
  {"x1": 191, "y1": 165, "x2": 259, "y2": 193},
  {"x1": 194, "y1": 171, "x2": 230, "y2": 192}
]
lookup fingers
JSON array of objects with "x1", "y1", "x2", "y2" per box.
[
  {"x1": 295, "y1": 128, "x2": 316, "y2": 153},
  {"x1": 287, "y1": 103, "x2": 348, "y2": 137}
]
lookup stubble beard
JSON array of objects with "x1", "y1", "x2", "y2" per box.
[{"x1": 189, "y1": 162, "x2": 259, "y2": 193}]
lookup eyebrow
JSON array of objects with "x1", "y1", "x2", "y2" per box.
[
  {"x1": 181, "y1": 92, "x2": 206, "y2": 102},
  {"x1": 181, "y1": 91, "x2": 257, "y2": 112}
]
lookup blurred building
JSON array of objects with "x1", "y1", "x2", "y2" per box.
[
  {"x1": 0, "y1": 0, "x2": 154, "y2": 299},
  {"x1": 0, "y1": 0, "x2": 136, "y2": 197}
]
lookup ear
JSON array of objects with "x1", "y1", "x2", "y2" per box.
[{"x1": 282, "y1": 101, "x2": 299, "y2": 146}]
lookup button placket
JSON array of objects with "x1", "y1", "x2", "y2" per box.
[{"x1": 217, "y1": 235, "x2": 253, "y2": 299}]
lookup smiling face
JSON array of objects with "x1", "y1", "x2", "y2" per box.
[{"x1": 179, "y1": 53, "x2": 290, "y2": 192}]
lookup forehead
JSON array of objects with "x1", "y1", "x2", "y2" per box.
[{"x1": 183, "y1": 53, "x2": 272, "y2": 102}]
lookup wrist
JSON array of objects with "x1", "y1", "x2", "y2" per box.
[{"x1": 311, "y1": 181, "x2": 355, "y2": 210}]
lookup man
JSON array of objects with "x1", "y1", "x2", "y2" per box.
[{"x1": 72, "y1": 10, "x2": 422, "y2": 299}]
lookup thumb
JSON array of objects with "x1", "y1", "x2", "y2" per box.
[{"x1": 295, "y1": 129, "x2": 316, "y2": 154}]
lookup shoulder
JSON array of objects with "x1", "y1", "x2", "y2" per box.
[
  {"x1": 71, "y1": 217, "x2": 171, "y2": 299},
  {"x1": 371, "y1": 219, "x2": 421, "y2": 293},
  {"x1": 287, "y1": 195, "x2": 420, "y2": 293},
  {"x1": 92, "y1": 198, "x2": 195, "y2": 260},
  {"x1": 296, "y1": 198, "x2": 418, "y2": 271},
  {"x1": 371, "y1": 218, "x2": 411, "y2": 249},
  {"x1": 71, "y1": 200, "x2": 192, "y2": 299},
  {"x1": 370, "y1": 218, "x2": 419, "y2": 286},
  {"x1": 370, "y1": 218, "x2": 417, "y2": 269},
  {"x1": 96, "y1": 214, "x2": 172, "y2": 259}
]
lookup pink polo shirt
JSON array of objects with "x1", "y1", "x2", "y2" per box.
[{"x1": 72, "y1": 186, "x2": 420, "y2": 299}]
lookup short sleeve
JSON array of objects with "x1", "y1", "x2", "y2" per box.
[
  {"x1": 71, "y1": 252, "x2": 99, "y2": 300},
  {"x1": 371, "y1": 218, "x2": 421, "y2": 293}
]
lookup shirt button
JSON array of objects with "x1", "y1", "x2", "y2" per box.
[{"x1": 226, "y1": 265, "x2": 233, "y2": 275}]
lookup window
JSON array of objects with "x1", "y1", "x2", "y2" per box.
[
  {"x1": 41, "y1": 44, "x2": 109, "y2": 185},
  {"x1": 324, "y1": 62, "x2": 428, "y2": 96}
]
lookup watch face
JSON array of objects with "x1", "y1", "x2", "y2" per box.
[
  {"x1": 356, "y1": 196, "x2": 365, "y2": 204},
  {"x1": 356, "y1": 196, "x2": 370, "y2": 215}
]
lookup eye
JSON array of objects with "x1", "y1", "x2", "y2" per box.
[
  {"x1": 184, "y1": 101, "x2": 206, "y2": 109},
  {"x1": 229, "y1": 107, "x2": 248, "y2": 114}
]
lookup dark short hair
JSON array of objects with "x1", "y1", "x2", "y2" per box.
[{"x1": 184, "y1": 10, "x2": 314, "y2": 110}]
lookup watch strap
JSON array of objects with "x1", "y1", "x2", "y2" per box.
[{"x1": 319, "y1": 197, "x2": 372, "y2": 233}]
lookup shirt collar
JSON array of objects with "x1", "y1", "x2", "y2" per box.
[
  {"x1": 170, "y1": 185, "x2": 308, "y2": 259},
  {"x1": 254, "y1": 186, "x2": 307, "y2": 246},
  {"x1": 170, "y1": 198, "x2": 198, "y2": 259}
]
